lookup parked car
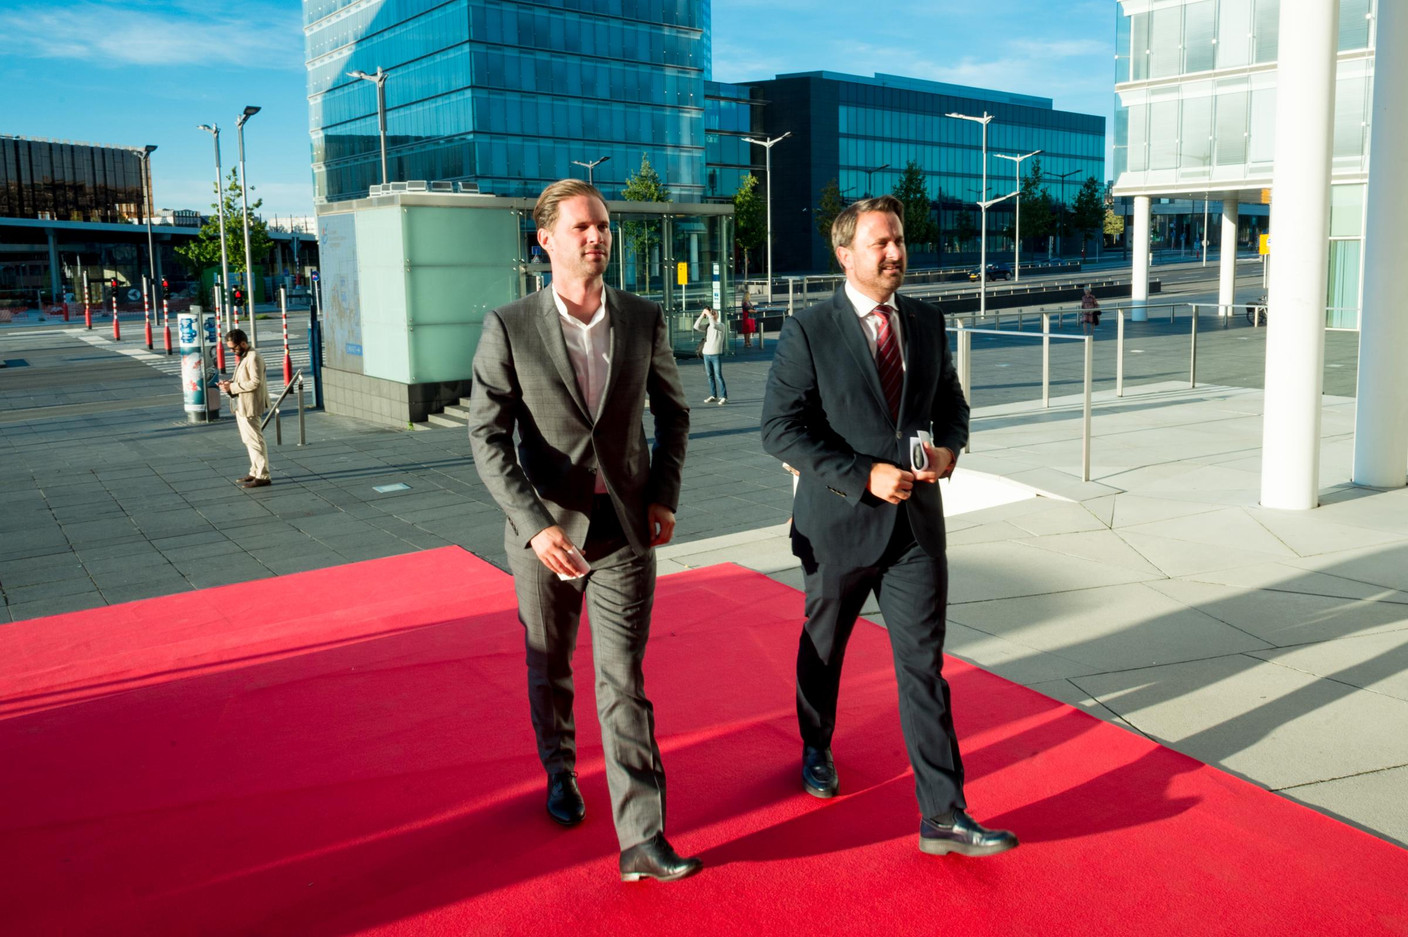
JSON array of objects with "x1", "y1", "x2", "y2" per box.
[{"x1": 968, "y1": 263, "x2": 1012, "y2": 281}]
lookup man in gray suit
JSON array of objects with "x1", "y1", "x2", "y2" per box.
[{"x1": 468, "y1": 179, "x2": 700, "y2": 882}]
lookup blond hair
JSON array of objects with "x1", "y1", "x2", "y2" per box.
[{"x1": 533, "y1": 179, "x2": 608, "y2": 231}]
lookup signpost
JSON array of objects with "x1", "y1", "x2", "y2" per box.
[{"x1": 178, "y1": 305, "x2": 221, "y2": 423}]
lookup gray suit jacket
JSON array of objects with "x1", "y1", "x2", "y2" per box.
[{"x1": 468, "y1": 286, "x2": 690, "y2": 556}]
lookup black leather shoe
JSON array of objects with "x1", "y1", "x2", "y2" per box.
[
  {"x1": 619, "y1": 833, "x2": 702, "y2": 882},
  {"x1": 919, "y1": 810, "x2": 1019, "y2": 857},
  {"x1": 802, "y1": 744, "x2": 838, "y2": 799},
  {"x1": 546, "y1": 770, "x2": 585, "y2": 827}
]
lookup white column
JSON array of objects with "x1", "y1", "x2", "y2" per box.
[
  {"x1": 1131, "y1": 195, "x2": 1150, "y2": 322},
  {"x1": 1260, "y1": 0, "x2": 1340, "y2": 510},
  {"x1": 1353, "y1": 0, "x2": 1408, "y2": 488},
  {"x1": 1218, "y1": 195, "x2": 1239, "y2": 316}
]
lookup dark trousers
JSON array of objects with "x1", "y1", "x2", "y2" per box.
[
  {"x1": 507, "y1": 494, "x2": 666, "y2": 849},
  {"x1": 797, "y1": 509, "x2": 966, "y2": 818}
]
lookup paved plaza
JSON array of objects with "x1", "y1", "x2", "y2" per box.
[{"x1": 2, "y1": 278, "x2": 1404, "y2": 852}]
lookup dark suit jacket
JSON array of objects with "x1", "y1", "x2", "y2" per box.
[
  {"x1": 761, "y1": 288, "x2": 968, "y2": 568},
  {"x1": 468, "y1": 286, "x2": 690, "y2": 556}
]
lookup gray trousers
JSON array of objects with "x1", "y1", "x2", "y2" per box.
[{"x1": 506, "y1": 500, "x2": 666, "y2": 850}]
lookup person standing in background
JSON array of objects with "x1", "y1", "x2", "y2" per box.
[
  {"x1": 694, "y1": 305, "x2": 727, "y2": 405},
  {"x1": 218, "y1": 328, "x2": 270, "y2": 489}
]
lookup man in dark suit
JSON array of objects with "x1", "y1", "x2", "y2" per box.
[
  {"x1": 761, "y1": 195, "x2": 1018, "y2": 857},
  {"x1": 468, "y1": 179, "x2": 701, "y2": 881}
]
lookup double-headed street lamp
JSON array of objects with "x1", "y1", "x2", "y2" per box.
[
  {"x1": 571, "y1": 155, "x2": 611, "y2": 187},
  {"x1": 347, "y1": 67, "x2": 389, "y2": 187},
  {"x1": 135, "y1": 145, "x2": 158, "y2": 294},
  {"x1": 862, "y1": 162, "x2": 890, "y2": 198},
  {"x1": 743, "y1": 130, "x2": 792, "y2": 303},
  {"x1": 196, "y1": 123, "x2": 232, "y2": 322},
  {"x1": 946, "y1": 111, "x2": 996, "y2": 315},
  {"x1": 993, "y1": 149, "x2": 1040, "y2": 282},
  {"x1": 236, "y1": 105, "x2": 260, "y2": 347}
]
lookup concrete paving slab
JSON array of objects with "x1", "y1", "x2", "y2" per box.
[
  {"x1": 1281, "y1": 543, "x2": 1408, "y2": 593},
  {"x1": 1021, "y1": 677, "x2": 1144, "y2": 735},
  {"x1": 1013, "y1": 529, "x2": 1167, "y2": 577},
  {"x1": 948, "y1": 540, "x2": 1165, "y2": 604},
  {"x1": 1146, "y1": 578, "x2": 1408, "y2": 646},
  {"x1": 1284, "y1": 765, "x2": 1408, "y2": 848},
  {"x1": 1114, "y1": 528, "x2": 1293, "y2": 579},
  {"x1": 1247, "y1": 629, "x2": 1408, "y2": 702},
  {"x1": 949, "y1": 581, "x2": 1270, "y2": 674},
  {"x1": 1071, "y1": 655, "x2": 1408, "y2": 791}
]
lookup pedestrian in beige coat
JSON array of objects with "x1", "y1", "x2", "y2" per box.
[{"x1": 218, "y1": 328, "x2": 271, "y2": 488}]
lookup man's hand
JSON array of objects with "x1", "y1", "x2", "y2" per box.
[
  {"x1": 913, "y1": 444, "x2": 955, "y2": 484},
  {"x1": 647, "y1": 503, "x2": 676, "y2": 546},
  {"x1": 867, "y1": 462, "x2": 916, "y2": 504},
  {"x1": 529, "y1": 525, "x2": 583, "y2": 577}
]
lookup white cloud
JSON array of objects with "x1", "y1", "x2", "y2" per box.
[{"x1": 0, "y1": 0, "x2": 303, "y2": 70}]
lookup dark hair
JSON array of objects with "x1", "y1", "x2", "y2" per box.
[
  {"x1": 832, "y1": 194, "x2": 905, "y2": 250},
  {"x1": 226, "y1": 328, "x2": 248, "y2": 344},
  {"x1": 533, "y1": 179, "x2": 608, "y2": 231}
]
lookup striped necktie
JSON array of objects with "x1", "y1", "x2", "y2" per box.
[{"x1": 871, "y1": 304, "x2": 902, "y2": 421}]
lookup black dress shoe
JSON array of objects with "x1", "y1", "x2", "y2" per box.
[
  {"x1": 546, "y1": 770, "x2": 585, "y2": 827},
  {"x1": 239, "y1": 478, "x2": 271, "y2": 488},
  {"x1": 919, "y1": 810, "x2": 1019, "y2": 857},
  {"x1": 802, "y1": 744, "x2": 838, "y2": 798},
  {"x1": 619, "y1": 833, "x2": 702, "y2": 882}
]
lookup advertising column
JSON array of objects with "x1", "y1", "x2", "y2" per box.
[{"x1": 179, "y1": 304, "x2": 222, "y2": 423}]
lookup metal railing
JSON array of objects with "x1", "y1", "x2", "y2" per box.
[
  {"x1": 953, "y1": 317, "x2": 1095, "y2": 482},
  {"x1": 260, "y1": 369, "x2": 306, "y2": 446}
]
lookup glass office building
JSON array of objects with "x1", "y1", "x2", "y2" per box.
[
  {"x1": 0, "y1": 136, "x2": 149, "y2": 224},
  {"x1": 740, "y1": 72, "x2": 1105, "y2": 272},
  {"x1": 1112, "y1": 0, "x2": 1377, "y2": 327},
  {"x1": 303, "y1": 0, "x2": 711, "y2": 204},
  {"x1": 704, "y1": 80, "x2": 759, "y2": 201}
]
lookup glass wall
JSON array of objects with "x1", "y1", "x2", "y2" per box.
[
  {"x1": 304, "y1": 0, "x2": 710, "y2": 204},
  {"x1": 1113, "y1": 0, "x2": 1377, "y2": 187},
  {"x1": 0, "y1": 137, "x2": 146, "y2": 223}
]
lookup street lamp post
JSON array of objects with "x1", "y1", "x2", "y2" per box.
[
  {"x1": 236, "y1": 105, "x2": 261, "y2": 347},
  {"x1": 862, "y1": 162, "x2": 890, "y2": 198},
  {"x1": 946, "y1": 112, "x2": 995, "y2": 313},
  {"x1": 347, "y1": 67, "x2": 389, "y2": 187},
  {"x1": 196, "y1": 124, "x2": 232, "y2": 326},
  {"x1": 570, "y1": 155, "x2": 611, "y2": 187},
  {"x1": 743, "y1": 131, "x2": 792, "y2": 304},
  {"x1": 135, "y1": 145, "x2": 158, "y2": 293},
  {"x1": 1201, "y1": 190, "x2": 1210, "y2": 267},
  {"x1": 993, "y1": 149, "x2": 1041, "y2": 282}
]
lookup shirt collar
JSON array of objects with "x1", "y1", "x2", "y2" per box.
[
  {"x1": 844, "y1": 280, "x2": 896, "y2": 318},
  {"x1": 551, "y1": 286, "x2": 607, "y2": 329}
]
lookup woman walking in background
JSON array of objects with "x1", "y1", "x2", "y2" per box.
[{"x1": 694, "y1": 305, "x2": 727, "y2": 405}]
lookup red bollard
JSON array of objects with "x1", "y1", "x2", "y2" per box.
[
  {"x1": 280, "y1": 287, "x2": 293, "y2": 385},
  {"x1": 62, "y1": 301, "x2": 69, "y2": 322},
  {"x1": 84, "y1": 300, "x2": 92, "y2": 329},
  {"x1": 162, "y1": 293, "x2": 172, "y2": 355},
  {"x1": 142, "y1": 282, "x2": 153, "y2": 350},
  {"x1": 111, "y1": 283, "x2": 121, "y2": 341}
]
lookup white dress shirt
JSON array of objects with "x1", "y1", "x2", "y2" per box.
[
  {"x1": 844, "y1": 280, "x2": 905, "y2": 370},
  {"x1": 551, "y1": 287, "x2": 611, "y2": 493}
]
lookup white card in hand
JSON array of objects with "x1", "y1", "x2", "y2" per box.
[
  {"x1": 910, "y1": 430, "x2": 934, "y2": 471},
  {"x1": 556, "y1": 547, "x2": 592, "y2": 581}
]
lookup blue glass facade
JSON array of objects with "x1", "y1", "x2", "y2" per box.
[
  {"x1": 304, "y1": 0, "x2": 710, "y2": 203},
  {"x1": 704, "y1": 80, "x2": 760, "y2": 200},
  {"x1": 743, "y1": 72, "x2": 1106, "y2": 272}
]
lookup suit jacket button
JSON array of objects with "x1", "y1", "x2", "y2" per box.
[{"x1": 895, "y1": 431, "x2": 902, "y2": 439}]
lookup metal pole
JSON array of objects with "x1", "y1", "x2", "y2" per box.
[
  {"x1": 1082, "y1": 334, "x2": 1093, "y2": 482},
  {"x1": 1117, "y1": 309, "x2": 1125, "y2": 397},
  {"x1": 376, "y1": 70, "x2": 388, "y2": 187},
  {"x1": 138, "y1": 147, "x2": 157, "y2": 306},
  {"x1": 208, "y1": 127, "x2": 232, "y2": 329},
  {"x1": 1042, "y1": 312, "x2": 1051, "y2": 408},
  {"x1": 1189, "y1": 302, "x2": 1199, "y2": 388},
  {"x1": 980, "y1": 118, "x2": 988, "y2": 319},
  {"x1": 297, "y1": 376, "x2": 306, "y2": 446},
  {"x1": 764, "y1": 143, "x2": 773, "y2": 304},
  {"x1": 236, "y1": 107, "x2": 260, "y2": 348},
  {"x1": 962, "y1": 325, "x2": 973, "y2": 453}
]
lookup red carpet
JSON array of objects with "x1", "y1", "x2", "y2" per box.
[{"x1": 2, "y1": 546, "x2": 1405, "y2": 936}]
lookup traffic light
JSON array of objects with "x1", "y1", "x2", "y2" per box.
[
  {"x1": 233, "y1": 287, "x2": 243, "y2": 305},
  {"x1": 161, "y1": 278, "x2": 168, "y2": 291}
]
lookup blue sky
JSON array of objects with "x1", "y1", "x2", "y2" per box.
[{"x1": 2, "y1": 0, "x2": 1116, "y2": 218}]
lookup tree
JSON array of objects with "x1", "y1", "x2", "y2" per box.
[
  {"x1": 175, "y1": 169, "x2": 274, "y2": 295},
  {"x1": 891, "y1": 161, "x2": 938, "y2": 254},
  {"x1": 953, "y1": 210, "x2": 979, "y2": 251},
  {"x1": 1017, "y1": 158, "x2": 1056, "y2": 247},
  {"x1": 815, "y1": 177, "x2": 845, "y2": 272},
  {"x1": 1103, "y1": 208, "x2": 1126, "y2": 244},
  {"x1": 732, "y1": 172, "x2": 766, "y2": 278},
  {"x1": 1071, "y1": 176, "x2": 1105, "y2": 256},
  {"x1": 620, "y1": 154, "x2": 671, "y2": 294}
]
